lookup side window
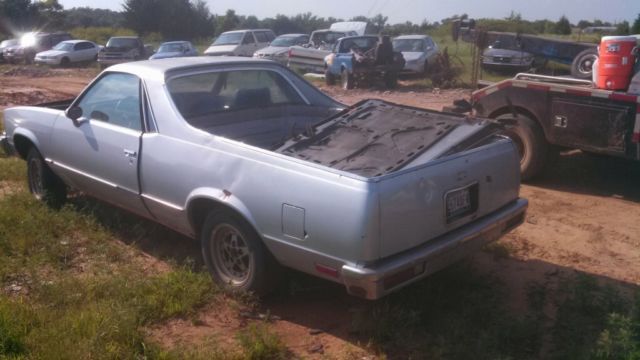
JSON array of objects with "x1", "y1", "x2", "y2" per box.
[
  {"x1": 77, "y1": 73, "x2": 142, "y2": 131},
  {"x1": 242, "y1": 33, "x2": 255, "y2": 45},
  {"x1": 167, "y1": 69, "x2": 304, "y2": 118},
  {"x1": 255, "y1": 32, "x2": 268, "y2": 43}
]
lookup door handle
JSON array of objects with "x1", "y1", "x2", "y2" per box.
[{"x1": 123, "y1": 149, "x2": 137, "y2": 158}]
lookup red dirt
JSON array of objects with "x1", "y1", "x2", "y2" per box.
[{"x1": 2, "y1": 70, "x2": 639, "y2": 358}]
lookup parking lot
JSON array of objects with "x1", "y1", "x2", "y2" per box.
[{"x1": 1, "y1": 64, "x2": 638, "y2": 358}]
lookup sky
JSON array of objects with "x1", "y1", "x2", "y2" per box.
[{"x1": 58, "y1": 0, "x2": 638, "y2": 25}]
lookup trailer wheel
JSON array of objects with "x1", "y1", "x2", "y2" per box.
[
  {"x1": 571, "y1": 48, "x2": 598, "y2": 79},
  {"x1": 325, "y1": 69, "x2": 336, "y2": 86},
  {"x1": 341, "y1": 69, "x2": 354, "y2": 90},
  {"x1": 495, "y1": 113, "x2": 548, "y2": 181}
]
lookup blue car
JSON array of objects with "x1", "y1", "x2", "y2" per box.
[
  {"x1": 149, "y1": 41, "x2": 198, "y2": 60},
  {"x1": 324, "y1": 35, "x2": 404, "y2": 90}
]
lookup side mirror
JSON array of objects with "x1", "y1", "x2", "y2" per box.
[{"x1": 66, "y1": 106, "x2": 82, "y2": 121}]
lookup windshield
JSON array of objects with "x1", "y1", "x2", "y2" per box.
[
  {"x1": 159, "y1": 43, "x2": 185, "y2": 53},
  {"x1": 106, "y1": 38, "x2": 139, "y2": 49},
  {"x1": 392, "y1": 39, "x2": 425, "y2": 52},
  {"x1": 53, "y1": 42, "x2": 74, "y2": 51},
  {"x1": 271, "y1": 36, "x2": 302, "y2": 47},
  {"x1": 213, "y1": 33, "x2": 243, "y2": 46},
  {"x1": 0, "y1": 39, "x2": 18, "y2": 48}
]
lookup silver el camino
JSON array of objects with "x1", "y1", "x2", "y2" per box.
[{"x1": 1, "y1": 57, "x2": 527, "y2": 299}]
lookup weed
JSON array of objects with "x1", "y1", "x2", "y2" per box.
[{"x1": 237, "y1": 323, "x2": 289, "y2": 360}]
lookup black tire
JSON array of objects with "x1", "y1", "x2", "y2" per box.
[
  {"x1": 200, "y1": 210, "x2": 281, "y2": 296},
  {"x1": 571, "y1": 48, "x2": 598, "y2": 79},
  {"x1": 26, "y1": 148, "x2": 67, "y2": 207},
  {"x1": 384, "y1": 72, "x2": 398, "y2": 88},
  {"x1": 341, "y1": 68, "x2": 354, "y2": 90},
  {"x1": 422, "y1": 60, "x2": 429, "y2": 77},
  {"x1": 325, "y1": 68, "x2": 336, "y2": 86},
  {"x1": 495, "y1": 113, "x2": 548, "y2": 181},
  {"x1": 60, "y1": 57, "x2": 70, "y2": 67}
]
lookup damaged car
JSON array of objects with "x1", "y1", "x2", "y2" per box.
[{"x1": 1, "y1": 57, "x2": 527, "y2": 299}]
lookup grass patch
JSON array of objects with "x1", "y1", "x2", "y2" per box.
[
  {"x1": 0, "y1": 176, "x2": 217, "y2": 358},
  {"x1": 237, "y1": 323, "x2": 289, "y2": 360}
]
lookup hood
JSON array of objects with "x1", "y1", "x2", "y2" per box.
[
  {"x1": 483, "y1": 48, "x2": 531, "y2": 58},
  {"x1": 150, "y1": 51, "x2": 185, "y2": 59},
  {"x1": 204, "y1": 44, "x2": 238, "y2": 54},
  {"x1": 37, "y1": 50, "x2": 67, "y2": 57},
  {"x1": 104, "y1": 46, "x2": 136, "y2": 53},
  {"x1": 254, "y1": 46, "x2": 287, "y2": 56},
  {"x1": 401, "y1": 51, "x2": 426, "y2": 62}
]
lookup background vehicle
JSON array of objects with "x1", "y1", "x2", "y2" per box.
[
  {"x1": 97, "y1": 36, "x2": 149, "y2": 67},
  {"x1": 288, "y1": 29, "x2": 358, "y2": 73},
  {"x1": 204, "y1": 29, "x2": 275, "y2": 56},
  {"x1": 34, "y1": 40, "x2": 101, "y2": 66},
  {"x1": 3, "y1": 32, "x2": 72, "y2": 64},
  {"x1": 325, "y1": 35, "x2": 405, "y2": 89},
  {"x1": 0, "y1": 39, "x2": 18, "y2": 62},
  {"x1": 253, "y1": 33, "x2": 309, "y2": 64},
  {"x1": 482, "y1": 40, "x2": 535, "y2": 73},
  {"x1": 470, "y1": 72, "x2": 640, "y2": 180},
  {"x1": 1, "y1": 57, "x2": 526, "y2": 300},
  {"x1": 392, "y1": 35, "x2": 439, "y2": 75},
  {"x1": 149, "y1": 41, "x2": 198, "y2": 60}
]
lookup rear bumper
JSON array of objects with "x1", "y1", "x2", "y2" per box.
[
  {"x1": 341, "y1": 198, "x2": 528, "y2": 299},
  {"x1": 1, "y1": 131, "x2": 15, "y2": 156}
]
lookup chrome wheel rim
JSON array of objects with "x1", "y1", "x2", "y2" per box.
[
  {"x1": 578, "y1": 54, "x2": 597, "y2": 75},
  {"x1": 210, "y1": 224, "x2": 252, "y2": 286},
  {"x1": 28, "y1": 158, "x2": 44, "y2": 199}
]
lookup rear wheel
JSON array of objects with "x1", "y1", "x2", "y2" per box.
[
  {"x1": 341, "y1": 68, "x2": 354, "y2": 90},
  {"x1": 26, "y1": 148, "x2": 67, "y2": 207},
  {"x1": 571, "y1": 48, "x2": 598, "y2": 79},
  {"x1": 495, "y1": 112, "x2": 548, "y2": 181},
  {"x1": 384, "y1": 72, "x2": 398, "y2": 88},
  {"x1": 201, "y1": 210, "x2": 281, "y2": 296},
  {"x1": 325, "y1": 68, "x2": 336, "y2": 86}
]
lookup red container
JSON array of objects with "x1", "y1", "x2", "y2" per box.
[{"x1": 596, "y1": 36, "x2": 638, "y2": 90}]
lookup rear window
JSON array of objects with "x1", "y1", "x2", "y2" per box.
[
  {"x1": 168, "y1": 69, "x2": 305, "y2": 119},
  {"x1": 254, "y1": 32, "x2": 268, "y2": 43}
]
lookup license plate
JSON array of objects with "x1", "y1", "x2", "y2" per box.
[{"x1": 445, "y1": 183, "x2": 478, "y2": 223}]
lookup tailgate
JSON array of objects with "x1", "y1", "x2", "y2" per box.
[{"x1": 375, "y1": 137, "x2": 520, "y2": 258}]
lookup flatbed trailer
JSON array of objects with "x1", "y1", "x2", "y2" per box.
[{"x1": 470, "y1": 73, "x2": 640, "y2": 180}]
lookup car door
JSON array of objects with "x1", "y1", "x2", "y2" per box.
[
  {"x1": 76, "y1": 42, "x2": 96, "y2": 61},
  {"x1": 49, "y1": 72, "x2": 149, "y2": 216},
  {"x1": 239, "y1": 32, "x2": 257, "y2": 56}
]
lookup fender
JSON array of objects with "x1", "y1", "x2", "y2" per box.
[
  {"x1": 185, "y1": 187, "x2": 260, "y2": 235},
  {"x1": 12, "y1": 127, "x2": 41, "y2": 158}
]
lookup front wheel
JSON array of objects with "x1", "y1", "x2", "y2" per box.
[
  {"x1": 27, "y1": 148, "x2": 67, "y2": 207},
  {"x1": 495, "y1": 113, "x2": 549, "y2": 181},
  {"x1": 341, "y1": 68, "x2": 354, "y2": 90},
  {"x1": 384, "y1": 72, "x2": 398, "y2": 88},
  {"x1": 201, "y1": 210, "x2": 281, "y2": 295},
  {"x1": 325, "y1": 68, "x2": 336, "y2": 86}
]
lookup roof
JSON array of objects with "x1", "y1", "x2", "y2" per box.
[
  {"x1": 394, "y1": 35, "x2": 431, "y2": 40},
  {"x1": 221, "y1": 29, "x2": 274, "y2": 34},
  {"x1": 59, "y1": 39, "x2": 93, "y2": 44},
  {"x1": 107, "y1": 56, "x2": 276, "y2": 82},
  {"x1": 160, "y1": 41, "x2": 191, "y2": 45},
  {"x1": 277, "y1": 34, "x2": 308, "y2": 38}
]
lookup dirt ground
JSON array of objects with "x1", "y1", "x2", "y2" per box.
[{"x1": 2, "y1": 68, "x2": 639, "y2": 358}]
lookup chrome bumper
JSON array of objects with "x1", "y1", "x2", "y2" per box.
[
  {"x1": 341, "y1": 198, "x2": 528, "y2": 300},
  {"x1": 1, "y1": 131, "x2": 15, "y2": 156}
]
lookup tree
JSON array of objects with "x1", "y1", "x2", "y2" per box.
[
  {"x1": 577, "y1": 20, "x2": 592, "y2": 29},
  {"x1": 216, "y1": 9, "x2": 240, "y2": 35},
  {"x1": 615, "y1": 21, "x2": 630, "y2": 35},
  {"x1": 123, "y1": 0, "x2": 214, "y2": 39},
  {"x1": 370, "y1": 13, "x2": 388, "y2": 33},
  {"x1": 554, "y1": 15, "x2": 572, "y2": 35},
  {"x1": 632, "y1": 13, "x2": 640, "y2": 34},
  {"x1": 0, "y1": 0, "x2": 39, "y2": 33}
]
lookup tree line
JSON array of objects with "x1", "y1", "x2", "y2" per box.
[{"x1": 1, "y1": 0, "x2": 639, "y2": 41}]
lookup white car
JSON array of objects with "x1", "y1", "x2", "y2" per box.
[
  {"x1": 204, "y1": 29, "x2": 275, "y2": 57},
  {"x1": 35, "y1": 40, "x2": 101, "y2": 66},
  {"x1": 392, "y1": 35, "x2": 439, "y2": 75}
]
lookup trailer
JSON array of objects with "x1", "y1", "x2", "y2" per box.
[{"x1": 468, "y1": 73, "x2": 640, "y2": 180}]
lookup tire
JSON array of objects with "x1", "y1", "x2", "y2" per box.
[
  {"x1": 60, "y1": 57, "x2": 70, "y2": 67},
  {"x1": 341, "y1": 68, "x2": 354, "y2": 90},
  {"x1": 325, "y1": 68, "x2": 336, "y2": 86},
  {"x1": 422, "y1": 60, "x2": 429, "y2": 77},
  {"x1": 200, "y1": 210, "x2": 281, "y2": 296},
  {"x1": 495, "y1": 113, "x2": 548, "y2": 181},
  {"x1": 384, "y1": 72, "x2": 398, "y2": 88},
  {"x1": 26, "y1": 148, "x2": 67, "y2": 207},
  {"x1": 571, "y1": 48, "x2": 598, "y2": 79}
]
